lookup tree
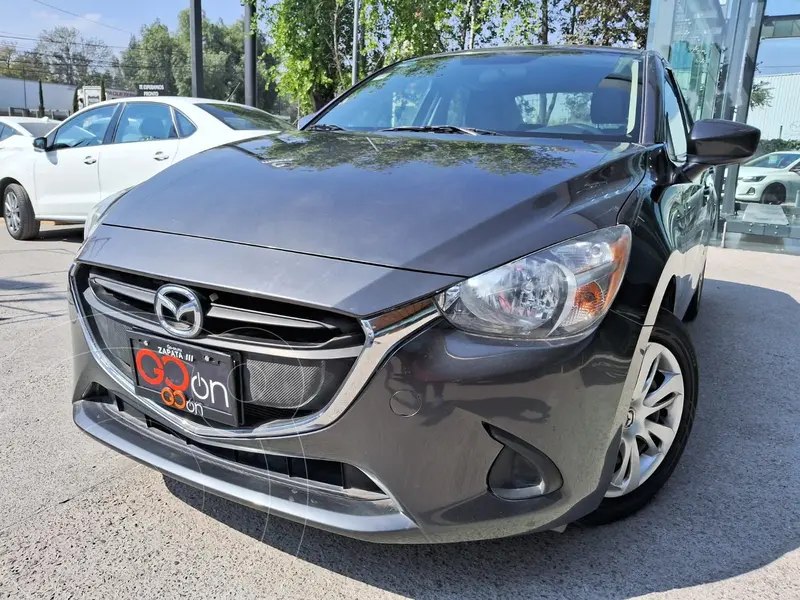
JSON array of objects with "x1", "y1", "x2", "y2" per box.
[
  {"x1": 255, "y1": 0, "x2": 511, "y2": 113},
  {"x1": 117, "y1": 12, "x2": 279, "y2": 110},
  {"x1": 33, "y1": 26, "x2": 112, "y2": 85},
  {"x1": 256, "y1": 0, "x2": 355, "y2": 113},
  {"x1": 0, "y1": 43, "x2": 16, "y2": 77},
  {"x1": 38, "y1": 79, "x2": 45, "y2": 117},
  {"x1": 0, "y1": 44, "x2": 48, "y2": 81},
  {"x1": 755, "y1": 138, "x2": 800, "y2": 156},
  {"x1": 750, "y1": 81, "x2": 772, "y2": 109},
  {"x1": 559, "y1": 0, "x2": 649, "y2": 47},
  {"x1": 107, "y1": 56, "x2": 125, "y2": 88},
  {"x1": 100, "y1": 76, "x2": 106, "y2": 101},
  {"x1": 119, "y1": 21, "x2": 178, "y2": 94},
  {"x1": 72, "y1": 86, "x2": 79, "y2": 113},
  {"x1": 173, "y1": 10, "x2": 250, "y2": 101}
]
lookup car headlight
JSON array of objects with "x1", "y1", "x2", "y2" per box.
[
  {"x1": 435, "y1": 225, "x2": 632, "y2": 340},
  {"x1": 84, "y1": 189, "x2": 130, "y2": 239},
  {"x1": 741, "y1": 176, "x2": 765, "y2": 182}
]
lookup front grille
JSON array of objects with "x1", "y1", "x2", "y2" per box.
[
  {"x1": 74, "y1": 265, "x2": 362, "y2": 427},
  {"x1": 111, "y1": 394, "x2": 383, "y2": 496}
]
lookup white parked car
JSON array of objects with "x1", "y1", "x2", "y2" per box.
[
  {"x1": 1, "y1": 97, "x2": 289, "y2": 240},
  {"x1": 0, "y1": 117, "x2": 57, "y2": 157},
  {"x1": 735, "y1": 151, "x2": 800, "y2": 205}
]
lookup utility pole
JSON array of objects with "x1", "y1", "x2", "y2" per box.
[
  {"x1": 351, "y1": 0, "x2": 360, "y2": 85},
  {"x1": 189, "y1": 0, "x2": 204, "y2": 97},
  {"x1": 244, "y1": 0, "x2": 257, "y2": 106},
  {"x1": 21, "y1": 66, "x2": 27, "y2": 111}
]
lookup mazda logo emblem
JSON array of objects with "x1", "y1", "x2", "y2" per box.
[{"x1": 154, "y1": 284, "x2": 203, "y2": 339}]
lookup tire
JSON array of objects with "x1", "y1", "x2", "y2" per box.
[
  {"x1": 3, "y1": 183, "x2": 40, "y2": 240},
  {"x1": 581, "y1": 310, "x2": 698, "y2": 526},
  {"x1": 760, "y1": 183, "x2": 786, "y2": 205},
  {"x1": 683, "y1": 266, "x2": 704, "y2": 322}
]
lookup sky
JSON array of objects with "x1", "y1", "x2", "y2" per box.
[
  {"x1": 0, "y1": 0, "x2": 245, "y2": 50},
  {"x1": 0, "y1": 0, "x2": 797, "y2": 73}
]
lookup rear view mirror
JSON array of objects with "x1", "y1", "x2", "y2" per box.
[
  {"x1": 687, "y1": 119, "x2": 760, "y2": 166},
  {"x1": 33, "y1": 137, "x2": 47, "y2": 151}
]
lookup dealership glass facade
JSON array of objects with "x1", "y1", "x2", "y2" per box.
[{"x1": 648, "y1": 0, "x2": 800, "y2": 254}]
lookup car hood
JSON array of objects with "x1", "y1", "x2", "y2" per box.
[
  {"x1": 105, "y1": 131, "x2": 645, "y2": 278},
  {"x1": 738, "y1": 166, "x2": 780, "y2": 177}
]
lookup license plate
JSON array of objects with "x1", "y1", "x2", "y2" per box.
[{"x1": 129, "y1": 332, "x2": 241, "y2": 426}]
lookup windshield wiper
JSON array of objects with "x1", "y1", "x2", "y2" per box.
[
  {"x1": 379, "y1": 125, "x2": 499, "y2": 136},
  {"x1": 306, "y1": 123, "x2": 348, "y2": 132}
]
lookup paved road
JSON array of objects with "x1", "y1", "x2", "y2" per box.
[{"x1": 0, "y1": 224, "x2": 797, "y2": 600}]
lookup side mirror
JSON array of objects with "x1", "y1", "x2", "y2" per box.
[
  {"x1": 687, "y1": 119, "x2": 760, "y2": 166},
  {"x1": 297, "y1": 112, "x2": 318, "y2": 130},
  {"x1": 33, "y1": 137, "x2": 47, "y2": 151}
]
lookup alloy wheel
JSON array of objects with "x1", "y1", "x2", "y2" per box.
[
  {"x1": 606, "y1": 342, "x2": 685, "y2": 498},
  {"x1": 4, "y1": 190, "x2": 22, "y2": 234}
]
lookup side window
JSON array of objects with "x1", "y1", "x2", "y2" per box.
[
  {"x1": 663, "y1": 72, "x2": 689, "y2": 162},
  {"x1": 2, "y1": 124, "x2": 22, "y2": 140},
  {"x1": 175, "y1": 110, "x2": 197, "y2": 137},
  {"x1": 113, "y1": 103, "x2": 177, "y2": 144},
  {"x1": 54, "y1": 105, "x2": 116, "y2": 149}
]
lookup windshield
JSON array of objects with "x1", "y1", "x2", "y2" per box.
[
  {"x1": 18, "y1": 122, "x2": 56, "y2": 137},
  {"x1": 745, "y1": 153, "x2": 800, "y2": 169},
  {"x1": 198, "y1": 103, "x2": 290, "y2": 131},
  {"x1": 314, "y1": 51, "x2": 643, "y2": 142}
]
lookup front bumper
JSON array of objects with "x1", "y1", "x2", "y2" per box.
[
  {"x1": 74, "y1": 399, "x2": 418, "y2": 540},
  {"x1": 735, "y1": 181, "x2": 768, "y2": 201},
  {"x1": 70, "y1": 257, "x2": 640, "y2": 544}
]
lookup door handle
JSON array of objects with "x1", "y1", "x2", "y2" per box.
[
  {"x1": 153, "y1": 151, "x2": 170, "y2": 161},
  {"x1": 84, "y1": 156, "x2": 97, "y2": 165}
]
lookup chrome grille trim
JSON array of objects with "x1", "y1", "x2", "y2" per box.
[
  {"x1": 71, "y1": 262, "x2": 440, "y2": 439},
  {"x1": 90, "y1": 273, "x2": 156, "y2": 304},
  {"x1": 88, "y1": 271, "x2": 341, "y2": 336},
  {"x1": 83, "y1": 279, "x2": 361, "y2": 361}
]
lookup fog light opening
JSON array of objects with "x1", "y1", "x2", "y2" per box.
[{"x1": 485, "y1": 424, "x2": 563, "y2": 500}]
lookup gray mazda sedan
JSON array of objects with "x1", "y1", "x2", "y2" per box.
[{"x1": 69, "y1": 47, "x2": 759, "y2": 543}]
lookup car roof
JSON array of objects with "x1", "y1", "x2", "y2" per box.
[
  {"x1": 82, "y1": 96, "x2": 259, "y2": 110},
  {"x1": 0, "y1": 116, "x2": 55, "y2": 124},
  {"x1": 415, "y1": 44, "x2": 648, "y2": 61}
]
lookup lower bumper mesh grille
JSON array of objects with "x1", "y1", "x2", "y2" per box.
[
  {"x1": 242, "y1": 354, "x2": 353, "y2": 410},
  {"x1": 91, "y1": 310, "x2": 134, "y2": 378}
]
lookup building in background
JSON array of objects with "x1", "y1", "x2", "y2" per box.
[
  {"x1": 0, "y1": 76, "x2": 74, "y2": 118},
  {"x1": 0, "y1": 76, "x2": 135, "y2": 118},
  {"x1": 747, "y1": 73, "x2": 800, "y2": 140}
]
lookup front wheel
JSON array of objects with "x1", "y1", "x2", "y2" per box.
[
  {"x1": 760, "y1": 183, "x2": 786, "y2": 205},
  {"x1": 3, "y1": 183, "x2": 40, "y2": 240},
  {"x1": 582, "y1": 310, "x2": 698, "y2": 525}
]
